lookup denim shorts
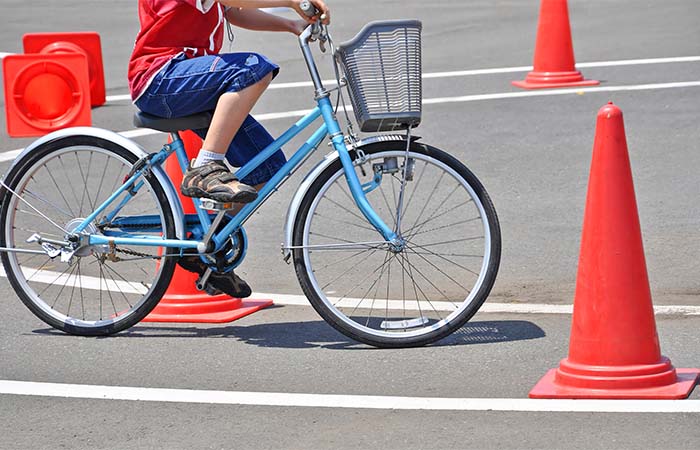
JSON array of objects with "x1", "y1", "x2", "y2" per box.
[{"x1": 135, "y1": 52, "x2": 286, "y2": 186}]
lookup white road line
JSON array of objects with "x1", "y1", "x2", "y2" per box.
[
  {"x1": 423, "y1": 80, "x2": 700, "y2": 105},
  {"x1": 3, "y1": 79, "x2": 700, "y2": 163},
  {"x1": 98, "y1": 55, "x2": 700, "y2": 98},
  {"x1": 258, "y1": 292, "x2": 700, "y2": 316},
  {"x1": 1, "y1": 380, "x2": 699, "y2": 412},
  {"x1": 1, "y1": 266, "x2": 698, "y2": 315},
  {"x1": 105, "y1": 94, "x2": 132, "y2": 102}
]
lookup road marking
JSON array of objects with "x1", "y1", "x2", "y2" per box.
[
  {"x1": 1, "y1": 380, "x2": 699, "y2": 412},
  {"x1": 92, "y1": 55, "x2": 700, "y2": 99},
  {"x1": 1, "y1": 266, "x2": 698, "y2": 315},
  {"x1": 3, "y1": 79, "x2": 700, "y2": 163},
  {"x1": 423, "y1": 80, "x2": 700, "y2": 105},
  {"x1": 106, "y1": 94, "x2": 132, "y2": 102},
  {"x1": 256, "y1": 292, "x2": 700, "y2": 315}
]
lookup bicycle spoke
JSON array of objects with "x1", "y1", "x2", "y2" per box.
[
  {"x1": 43, "y1": 165, "x2": 77, "y2": 217},
  {"x1": 75, "y1": 151, "x2": 96, "y2": 215},
  {"x1": 407, "y1": 240, "x2": 482, "y2": 276},
  {"x1": 319, "y1": 249, "x2": 380, "y2": 291},
  {"x1": 57, "y1": 155, "x2": 83, "y2": 216},
  {"x1": 324, "y1": 190, "x2": 369, "y2": 224},
  {"x1": 331, "y1": 251, "x2": 396, "y2": 307},
  {"x1": 377, "y1": 179, "x2": 397, "y2": 229},
  {"x1": 93, "y1": 153, "x2": 112, "y2": 209},
  {"x1": 23, "y1": 187, "x2": 74, "y2": 219},
  {"x1": 399, "y1": 159, "x2": 427, "y2": 224},
  {"x1": 2, "y1": 182, "x2": 70, "y2": 235},
  {"x1": 312, "y1": 212, "x2": 376, "y2": 232},
  {"x1": 100, "y1": 263, "x2": 135, "y2": 309},
  {"x1": 404, "y1": 244, "x2": 472, "y2": 292},
  {"x1": 76, "y1": 260, "x2": 86, "y2": 320},
  {"x1": 406, "y1": 216, "x2": 481, "y2": 239},
  {"x1": 403, "y1": 184, "x2": 462, "y2": 238},
  {"x1": 397, "y1": 251, "x2": 449, "y2": 317}
]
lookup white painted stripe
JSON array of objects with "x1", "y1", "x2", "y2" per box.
[
  {"x1": 423, "y1": 81, "x2": 700, "y2": 105},
  {"x1": 1, "y1": 380, "x2": 699, "y2": 412},
  {"x1": 256, "y1": 292, "x2": 700, "y2": 316},
  {"x1": 105, "y1": 94, "x2": 132, "y2": 102},
  {"x1": 90, "y1": 55, "x2": 698, "y2": 94},
  {"x1": 0, "y1": 149, "x2": 22, "y2": 163},
  {"x1": 3, "y1": 80, "x2": 700, "y2": 162},
  {"x1": 1, "y1": 265, "x2": 698, "y2": 315},
  {"x1": 577, "y1": 55, "x2": 700, "y2": 69}
]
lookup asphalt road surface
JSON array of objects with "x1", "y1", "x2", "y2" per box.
[{"x1": 1, "y1": 1, "x2": 699, "y2": 449}]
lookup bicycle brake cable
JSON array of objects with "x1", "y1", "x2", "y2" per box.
[{"x1": 327, "y1": 29, "x2": 358, "y2": 147}]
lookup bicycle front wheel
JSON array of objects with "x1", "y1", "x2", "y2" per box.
[
  {"x1": 0, "y1": 135, "x2": 178, "y2": 335},
  {"x1": 292, "y1": 140, "x2": 501, "y2": 347}
]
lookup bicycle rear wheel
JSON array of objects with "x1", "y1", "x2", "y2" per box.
[
  {"x1": 292, "y1": 140, "x2": 500, "y2": 347},
  {"x1": 0, "y1": 135, "x2": 177, "y2": 335}
]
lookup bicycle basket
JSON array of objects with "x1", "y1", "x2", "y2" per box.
[{"x1": 336, "y1": 20, "x2": 422, "y2": 132}]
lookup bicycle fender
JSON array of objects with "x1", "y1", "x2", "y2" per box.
[
  {"x1": 282, "y1": 133, "x2": 420, "y2": 262},
  {"x1": 4, "y1": 127, "x2": 187, "y2": 239}
]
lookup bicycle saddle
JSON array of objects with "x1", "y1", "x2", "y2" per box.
[{"x1": 133, "y1": 110, "x2": 213, "y2": 132}]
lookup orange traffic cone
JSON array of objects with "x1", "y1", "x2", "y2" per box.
[
  {"x1": 23, "y1": 32, "x2": 106, "y2": 107},
  {"x1": 142, "y1": 130, "x2": 273, "y2": 323},
  {"x1": 512, "y1": 0, "x2": 598, "y2": 89},
  {"x1": 529, "y1": 103, "x2": 699, "y2": 399},
  {"x1": 3, "y1": 53, "x2": 91, "y2": 137}
]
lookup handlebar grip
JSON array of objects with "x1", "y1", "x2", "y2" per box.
[{"x1": 299, "y1": 0, "x2": 319, "y2": 18}]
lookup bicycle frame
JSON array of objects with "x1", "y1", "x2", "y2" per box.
[{"x1": 77, "y1": 24, "x2": 400, "y2": 255}]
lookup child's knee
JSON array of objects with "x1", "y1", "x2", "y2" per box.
[{"x1": 259, "y1": 71, "x2": 273, "y2": 87}]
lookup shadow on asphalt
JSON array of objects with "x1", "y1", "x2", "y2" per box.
[{"x1": 31, "y1": 320, "x2": 545, "y2": 349}]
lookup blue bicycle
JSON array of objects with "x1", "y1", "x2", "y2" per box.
[{"x1": 0, "y1": 17, "x2": 500, "y2": 347}]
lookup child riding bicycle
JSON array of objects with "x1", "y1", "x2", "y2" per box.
[{"x1": 128, "y1": 0, "x2": 330, "y2": 298}]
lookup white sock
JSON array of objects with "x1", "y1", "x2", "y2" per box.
[{"x1": 193, "y1": 150, "x2": 226, "y2": 168}]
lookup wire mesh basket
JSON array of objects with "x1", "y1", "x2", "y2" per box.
[{"x1": 335, "y1": 20, "x2": 422, "y2": 132}]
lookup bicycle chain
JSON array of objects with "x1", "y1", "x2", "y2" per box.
[{"x1": 114, "y1": 246, "x2": 162, "y2": 260}]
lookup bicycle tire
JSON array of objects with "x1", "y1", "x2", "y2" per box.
[
  {"x1": 0, "y1": 135, "x2": 178, "y2": 335},
  {"x1": 292, "y1": 140, "x2": 501, "y2": 348}
]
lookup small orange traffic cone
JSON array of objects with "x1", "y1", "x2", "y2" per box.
[
  {"x1": 142, "y1": 131, "x2": 273, "y2": 323},
  {"x1": 512, "y1": 0, "x2": 598, "y2": 89},
  {"x1": 529, "y1": 103, "x2": 699, "y2": 399},
  {"x1": 3, "y1": 53, "x2": 91, "y2": 137}
]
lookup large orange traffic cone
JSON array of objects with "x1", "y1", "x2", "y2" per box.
[
  {"x1": 529, "y1": 103, "x2": 699, "y2": 399},
  {"x1": 512, "y1": 0, "x2": 598, "y2": 89},
  {"x1": 143, "y1": 130, "x2": 273, "y2": 323},
  {"x1": 23, "y1": 32, "x2": 106, "y2": 106}
]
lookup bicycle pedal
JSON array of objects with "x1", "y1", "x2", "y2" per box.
[{"x1": 199, "y1": 198, "x2": 235, "y2": 211}]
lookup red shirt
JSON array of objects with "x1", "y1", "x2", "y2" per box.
[{"x1": 128, "y1": 0, "x2": 226, "y2": 100}]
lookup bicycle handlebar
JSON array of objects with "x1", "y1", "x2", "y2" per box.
[{"x1": 299, "y1": 0, "x2": 319, "y2": 18}]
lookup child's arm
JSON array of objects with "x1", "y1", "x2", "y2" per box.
[
  {"x1": 218, "y1": 0, "x2": 330, "y2": 24},
  {"x1": 225, "y1": 7, "x2": 308, "y2": 35}
]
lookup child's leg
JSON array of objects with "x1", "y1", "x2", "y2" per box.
[
  {"x1": 200, "y1": 72, "x2": 273, "y2": 156},
  {"x1": 134, "y1": 53, "x2": 280, "y2": 203}
]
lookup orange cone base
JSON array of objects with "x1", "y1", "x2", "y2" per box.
[
  {"x1": 529, "y1": 363, "x2": 700, "y2": 399},
  {"x1": 142, "y1": 294, "x2": 273, "y2": 323},
  {"x1": 512, "y1": 70, "x2": 599, "y2": 89}
]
